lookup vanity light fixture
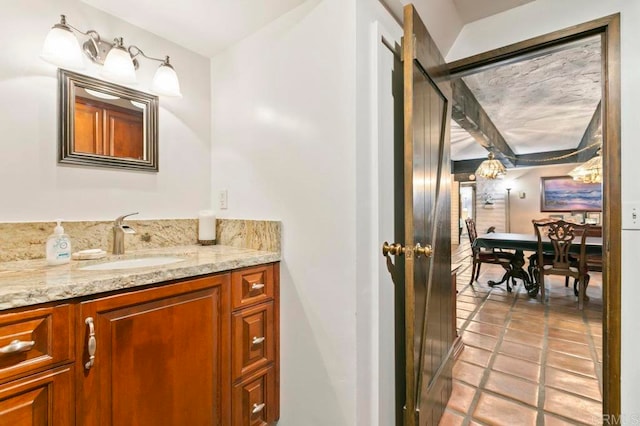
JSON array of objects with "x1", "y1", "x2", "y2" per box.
[{"x1": 41, "y1": 15, "x2": 182, "y2": 97}]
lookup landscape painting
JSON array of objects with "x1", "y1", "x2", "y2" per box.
[{"x1": 540, "y1": 176, "x2": 602, "y2": 212}]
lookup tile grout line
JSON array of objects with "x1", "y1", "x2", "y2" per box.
[
  {"x1": 584, "y1": 306, "x2": 604, "y2": 401},
  {"x1": 463, "y1": 278, "x2": 521, "y2": 424},
  {"x1": 535, "y1": 285, "x2": 550, "y2": 426}
]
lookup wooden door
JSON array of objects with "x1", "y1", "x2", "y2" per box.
[
  {"x1": 77, "y1": 274, "x2": 230, "y2": 426},
  {"x1": 384, "y1": 5, "x2": 453, "y2": 425}
]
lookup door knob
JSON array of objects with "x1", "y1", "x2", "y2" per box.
[
  {"x1": 414, "y1": 243, "x2": 433, "y2": 258},
  {"x1": 382, "y1": 242, "x2": 405, "y2": 256}
]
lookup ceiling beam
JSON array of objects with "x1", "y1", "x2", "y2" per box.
[
  {"x1": 451, "y1": 158, "x2": 485, "y2": 175},
  {"x1": 576, "y1": 101, "x2": 602, "y2": 162},
  {"x1": 452, "y1": 79, "x2": 516, "y2": 168}
]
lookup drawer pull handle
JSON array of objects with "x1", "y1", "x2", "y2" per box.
[
  {"x1": 251, "y1": 283, "x2": 265, "y2": 291},
  {"x1": 252, "y1": 403, "x2": 266, "y2": 414},
  {"x1": 0, "y1": 339, "x2": 35, "y2": 354},
  {"x1": 85, "y1": 317, "x2": 97, "y2": 370},
  {"x1": 252, "y1": 336, "x2": 266, "y2": 345}
]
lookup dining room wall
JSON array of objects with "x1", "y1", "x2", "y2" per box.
[{"x1": 505, "y1": 163, "x2": 584, "y2": 234}]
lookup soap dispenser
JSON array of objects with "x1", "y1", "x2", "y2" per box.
[{"x1": 46, "y1": 219, "x2": 72, "y2": 265}]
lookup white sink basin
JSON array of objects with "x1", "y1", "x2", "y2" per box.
[{"x1": 78, "y1": 257, "x2": 185, "y2": 271}]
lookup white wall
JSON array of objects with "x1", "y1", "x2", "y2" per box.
[
  {"x1": 447, "y1": 0, "x2": 640, "y2": 418},
  {"x1": 210, "y1": 1, "x2": 358, "y2": 424},
  {"x1": 355, "y1": 1, "x2": 403, "y2": 425},
  {"x1": 0, "y1": 0, "x2": 211, "y2": 222}
]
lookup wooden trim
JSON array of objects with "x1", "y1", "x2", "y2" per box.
[
  {"x1": 601, "y1": 13, "x2": 621, "y2": 418},
  {"x1": 448, "y1": 14, "x2": 620, "y2": 78},
  {"x1": 448, "y1": 13, "x2": 622, "y2": 418},
  {"x1": 402, "y1": 6, "x2": 417, "y2": 424}
]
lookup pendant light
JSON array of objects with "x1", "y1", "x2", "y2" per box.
[
  {"x1": 569, "y1": 149, "x2": 602, "y2": 184},
  {"x1": 475, "y1": 151, "x2": 507, "y2": 180}
]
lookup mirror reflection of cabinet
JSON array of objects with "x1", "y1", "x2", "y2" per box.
[
  {"x1": 74, "y1": 97, "x2": 144, "y2": 159},
  {"x1": 59, "y1": 69, "x2": 158, "y2": 171}
]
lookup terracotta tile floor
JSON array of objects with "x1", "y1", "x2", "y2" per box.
[{"x1": 444, "y1": 247, "x2": 603, "y2": 425}]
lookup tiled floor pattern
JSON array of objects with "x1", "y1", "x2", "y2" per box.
[{"x1": 443, "y1": 249, "x2": 603, "y2": 425}]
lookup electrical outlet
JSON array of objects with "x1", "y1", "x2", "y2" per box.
[
  {"x1": 218, "y1": 190, "x2": 228, "y2": 210},
  {"x1": 623, "y1": 202, "x2": 640, "y2": 230}
]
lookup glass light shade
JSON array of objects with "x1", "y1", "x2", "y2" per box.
[
  {"x1": 101, "y1": 45, "x2": 137, "y2": 84},
  {"x1": 41, "y1": 25, "x2": 84, "y2": 69},
  {"x1": 475, "y1": 152, "x2": 507, "y2": 179},
  {"x1": 151, "y1": 62, "x2": 182, "y2": 97},
  {"x1": 569, "y1": 154, "x2": 602, "y2": 184}
]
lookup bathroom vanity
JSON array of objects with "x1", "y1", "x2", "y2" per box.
[{"x1": 0, "y1": 245, "x2": 279, "y2": 425}]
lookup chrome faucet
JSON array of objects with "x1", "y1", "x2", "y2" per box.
[{"x1": 112, "y1": 212, "x2": 138, "y2": 255}]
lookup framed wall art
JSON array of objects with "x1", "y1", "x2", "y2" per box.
[{"x1": 540, "y1": 176, "x2": 602, "y2": 212}]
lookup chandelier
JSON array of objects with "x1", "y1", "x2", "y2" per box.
[
  {"x1": 568, "y1": 150, "x2": 602, "y2": 184},
  {"x1": 475, "y1": 152, "x2": 506, "y2": 179}
]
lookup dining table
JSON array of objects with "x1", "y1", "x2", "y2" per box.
[{"x1": 473, "y1": 232, "x2": 603, "y2": 297}]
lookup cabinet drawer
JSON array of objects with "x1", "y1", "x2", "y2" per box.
[
  {"x1": 0, "y1": 304, "x2": 73, "y2": 383},
  {"x1": 232, "y1": 367, "x2": 276, "y2": 426},
  {"x1": 231, "y1": 264, "x2": 274, "y2": 310},
  {"x1": 0, "y1": 364, "x2": 74, "y2": 425},
  {"x1": 232, "y1": 302, "x2": 274, "y2": 380}
]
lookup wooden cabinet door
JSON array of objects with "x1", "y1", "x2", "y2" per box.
[
  {"x1": 74, "y1": 100, "x2": 104, "y2": 155},
  {"x1": 77, "y1": 274, "x2": 230, "y2": 426},
  {"x1": 106, "y1": 109, "x2": 144, "y2": 159},
  {"x1": 0, "y1": 365, "x2": 74, "y2": 425}
]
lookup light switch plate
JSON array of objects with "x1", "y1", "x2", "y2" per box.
[
  {"x1": 622, "y1": 202, "x2": 640, "y2": 230},
  {"x1": 219, "y1": 190, "x2": 228, "y2": 210}
]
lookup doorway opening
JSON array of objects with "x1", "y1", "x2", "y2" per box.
[{"x1": 444, "y1": 14, "x2": 620, "y2": 424}]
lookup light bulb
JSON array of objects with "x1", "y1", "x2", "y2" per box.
[
  {"x1": 151, "y1": 58, "x2": 182, "y2": 97},
  {"x1": 41, "y1": 15, "x2": 84, "y2": 69},
  {"x1": 101, "y1": 38, "x2": 136, "y2": 84}
]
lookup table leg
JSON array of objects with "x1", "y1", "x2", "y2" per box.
[{"x1": 488, "y1": 250, "x2": 534, "y2": 294}]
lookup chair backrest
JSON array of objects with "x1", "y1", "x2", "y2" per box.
[
  {"x1": 465, "y1": 218, "x2": 478, "y2": 246},
  {"x1": 532, "y1": 219, "x2": 590, "y2": 275}
]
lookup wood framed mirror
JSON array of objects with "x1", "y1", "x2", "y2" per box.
[{"x1": 58, "y1": 69, "x2": 159, "y2": 171}]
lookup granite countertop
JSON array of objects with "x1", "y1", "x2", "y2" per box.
[{"x1": 0, "y1": 245, "x2": 280, "y2": 311}]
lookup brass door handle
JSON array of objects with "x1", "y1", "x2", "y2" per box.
[
  {"x1": 414, "y1": 243, "x2": 433, "y2": 258},
  {"x1": 382, "y1": 242, "x2": 405, "y2": 256}
]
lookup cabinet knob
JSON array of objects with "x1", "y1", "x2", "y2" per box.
[
  {"x1": 0, "y1": 339, "x2": 35, "y2": 354},
  {"x1": 251, "y1": 283, "x2": 265, "y2": 291},
  {"x1": 252, "y1": 402, "x2": 266, "y2": 414},
  {"x1": 252, "y1": 336, "x2": 265, "y2": 345}
]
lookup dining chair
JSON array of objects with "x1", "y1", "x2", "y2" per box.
[
  {"x1": 531, "y1": 219, "x2": 590, "y2": 309},
  {"x1": 465, "y1": 218, "x2": 515, "y2": 287}
]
